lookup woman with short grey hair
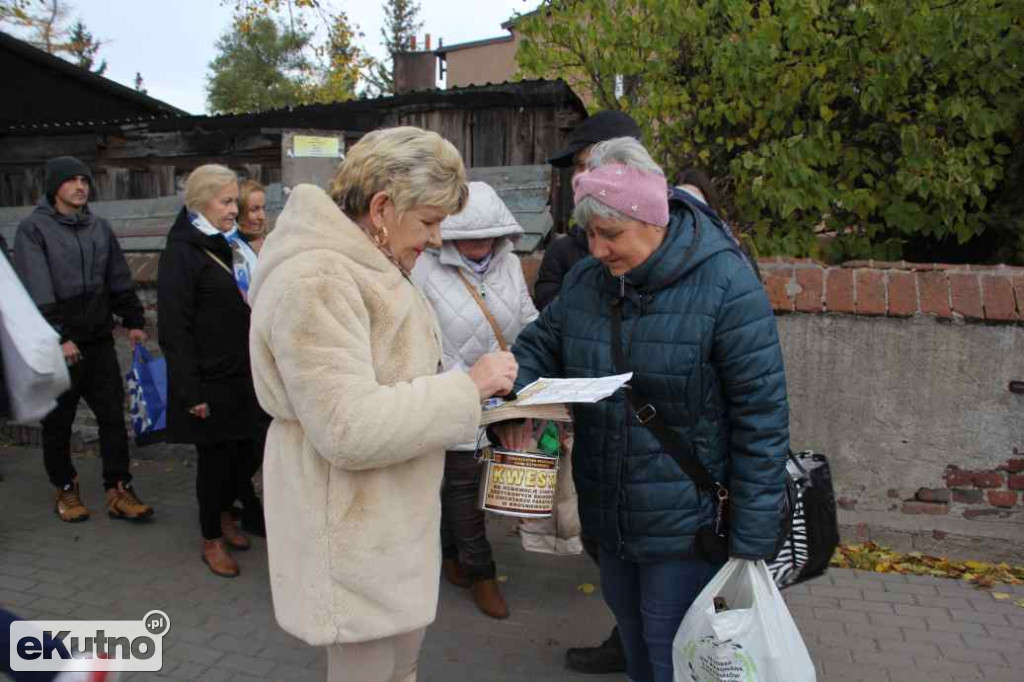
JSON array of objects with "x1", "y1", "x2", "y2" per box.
[{"x1": 497, "y1": 137, "x2": 791, "y2": 682}]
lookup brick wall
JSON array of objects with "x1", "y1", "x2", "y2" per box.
[{"x1": 759, "y1": 259, "x2": 1023, "y2": 322}]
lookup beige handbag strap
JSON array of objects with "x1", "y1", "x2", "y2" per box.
[
  {"x1": 456, "y1": 269, "x2": 508, "y2": 351},
  {"x1": 202, "y1": 248, "x2": 233, "y2": 277}
]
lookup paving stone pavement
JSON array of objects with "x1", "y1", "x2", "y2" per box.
[{"x1": 2, "y1": 444, "x2": 1023, "y2": 682}]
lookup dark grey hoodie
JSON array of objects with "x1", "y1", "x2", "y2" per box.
[{"x1": 13, "y1": 199, "x2": 144, "y2": 345}]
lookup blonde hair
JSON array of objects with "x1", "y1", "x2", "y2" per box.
[
  {"x1": 329, "y1": 126, "x2": 468, "y2": 218},
  {"x1": 238, "y1": 179, "x2": 266, "y2": 219},
  {"x1": 184, "y1": 164, "x2": 238, "y2": 213}
]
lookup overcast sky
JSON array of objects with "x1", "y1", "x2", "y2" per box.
[{"x1": 40, "y1": 0, "x2": 543, "y2": 114}]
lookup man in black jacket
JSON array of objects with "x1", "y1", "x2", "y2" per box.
[
  {"x1": 14, "y1": 156, "x2": 154, "y2": 523},
  {"x1": 537, "y1": 111, "x2": 642, "y2": 675},
  {"x1": 534, "y1": 111, "x2": 643, "y2": 312}
]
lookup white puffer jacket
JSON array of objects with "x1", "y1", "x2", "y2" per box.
[{"x1": 412, "y1": 182, "x2": 538, "y2": 451}]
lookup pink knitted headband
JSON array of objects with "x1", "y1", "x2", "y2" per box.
[{"x1": 573, "y1": 164, "x2": 669, "y2": 227}]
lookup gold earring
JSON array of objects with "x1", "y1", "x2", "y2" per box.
[{"x1": 373, "y1": 224, "x2": 389, "y2": 249}]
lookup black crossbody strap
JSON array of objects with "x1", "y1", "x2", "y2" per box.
[{"x1": 609, "y1": 299, "x2": 719, "y2": 494}]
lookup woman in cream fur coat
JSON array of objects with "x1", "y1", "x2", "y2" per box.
[{"x1": 248, "y1": 127, "x2": 518, "y2": 682}]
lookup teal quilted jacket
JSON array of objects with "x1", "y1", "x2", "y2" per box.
[{"x1": 512, "y1": 192, "x2": 790, "y2": 562}]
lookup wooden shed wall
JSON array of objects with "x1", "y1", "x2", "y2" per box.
[{"x1": 0, "y1": 103, "x2": 582, "y2": 208}]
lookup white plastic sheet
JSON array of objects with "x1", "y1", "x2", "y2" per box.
[
  {"x1": 673, "y1": 559, "x2": 815, "y2": 682},
  {"x1": 0, "y1": 254, "x2": 70, "y2": 423}
]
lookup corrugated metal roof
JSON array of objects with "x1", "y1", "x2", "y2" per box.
[
  {"x1": 2, "y1": 79, "x2": 585, "y2": 136},
  {"x1": 0, "y1": 30, "x2": 186, "y2": 119}
]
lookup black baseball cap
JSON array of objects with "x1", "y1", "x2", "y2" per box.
[{"x1": 548, "y1": 111, "x2": 643, "y2": 168}]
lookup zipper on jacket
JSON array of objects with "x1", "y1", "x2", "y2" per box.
[
  {"x1": 75, "y1": 230, "x2": 86, "y2": 295},
  {"x1": 617, "y1": 294, "x2": 645, "y2": 560},
  {"x1": 616, "y1": 290, "x2": 641, "y2": 560}
]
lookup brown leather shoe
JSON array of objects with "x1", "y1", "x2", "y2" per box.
[
  {"x1": 220, "y1": 511, "x2": 251, "y2": 551},
  {"x1": 202, "y1": 539, "x2": 239, "y2": 578},
  {"x1": 442, "y1": 558, "x2": 470, "y2": 588},
  {"x1": 471, "y1": 578, "x2": 509, "y2": 619},
  {"x1": 106, "y1": 482, "x2": 154, "y2": 520},
  {"x1": 54, "y1": 481, "x2": 90, "y2": 523}
]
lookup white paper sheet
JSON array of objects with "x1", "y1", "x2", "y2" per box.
[{"x1": 514, "y1": 373, "x2": 633, "y2": 406}]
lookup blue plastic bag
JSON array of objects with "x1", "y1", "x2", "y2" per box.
[{"x1": 126, "y1": 345, "x2": 167, "y2": 444}]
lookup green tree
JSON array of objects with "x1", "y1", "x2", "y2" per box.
[
  {"x1": 66, "y1": 19, "x2": 105, "y2": 75},
  {"x1": 364, "y1": 0, "x2": 422, "y2": 96},
  {"x1": 206, "y1": 15, "x2": 313, "y2": 113},
  {"x1": 304, "y1": 11, "x2": 375, "y2": 103},
  {"x1": 1, "y1": 1, "x2": 108, "y2": 75},
  {"x1": 518, "y1": 0, "x2": 1024, "y2": 263}
]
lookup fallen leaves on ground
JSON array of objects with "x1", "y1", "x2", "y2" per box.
[
  {"x1": 577, "y1": 582, "x2": 596, "y2": 595},
  {"x1": 831, "y1": 542, "x2": 1024, "y2": 591}
]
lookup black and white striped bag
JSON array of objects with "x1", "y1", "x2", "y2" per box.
[{"x1": 768, "y1": 451, "x2": 840, "y2": 588}]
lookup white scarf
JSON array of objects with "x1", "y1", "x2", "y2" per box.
[{"x1": 189, "y1": 212, "x2": 258, "y2": 303}]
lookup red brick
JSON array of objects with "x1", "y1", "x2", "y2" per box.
[
  {"x1": 917, "y1": 272, "x2": 951, "y2": 316},
  {"x1": 972, "y1": 471, "x2": 1005, "y2": 489},
  {"x1": 762, "y1": 267, "x2": 794, "y2": 312},
  {"x1": 793, "y1": 268, "x2": 824, "y2": 313},
  {"x1": 964, "y1": 508, "x2": 1002, "y2": 519},
  {"x1": 1000, "y1": 459, "x2": 1024, "y2": 474},
  {"x1": 854, "y1": 522, "x2": 869, "y2": 541},
  {"x1": 855, "y1": 269, "x2": 887, "y2": 315},
  {"x1": 952, "y1": 489, "x2": 984, "y2": 504},
  {"x1": 1008, "y1": 475, "x2": 1024, "y2": 491},
  {"x1": 902, "y1": 500, "x2": 949, "y2": 515},
  {"x1": 1013, "y1": 277, "x2": 1024, "y2": 316},
  {"x1": 932, "y1": 529, "x2": 948, "y2": 540},
  {"x1": 826, "y1": 268, "x2": 855, "y2": 313},
  {"x1": 915, "y1": 488, "x2": 951, "y2": 503},
  {"x1": 943, "y1": 466, "x2": 973, "y2": 488},
  {"x1": 837, "y1": 497, "x2": 858, "y2": 510},
  {"x1": 948, "y1": 273, "x2": 984, "y2": 319},
  {"x1": 981, "y1": 276, "x2": 1019, "y2": 322},
  {"x1": 887, "y1": 271, "x2": 918, "y2": 317},
  {"x1": 987, "y1": 490, "x2": 1018, "y2": 508}
]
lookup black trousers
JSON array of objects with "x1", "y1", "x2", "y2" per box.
[
  {"x1": 234, "y1": 415, "x2": 268, "y2": 508},
  {"x1": 196, "y1": 439, "x2": 251, "y2": 540},
  {"x1": 41, "y1": 340, "x2": 131, "y2": 490},
  {"x1": 440, "y1": 450, "x2": 495, "y2": 580}
]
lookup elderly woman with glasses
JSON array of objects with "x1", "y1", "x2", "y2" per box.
[
  {"x1": 248, "y1": 127, "x2": 517, "y2": 682},
  {"x1": 495, "y1": 137, "x2": 790, "y2": 682}
]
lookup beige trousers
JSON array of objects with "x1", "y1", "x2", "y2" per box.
[{"x1": 326, "y1": 628, "x2": 426, "y2": 682}]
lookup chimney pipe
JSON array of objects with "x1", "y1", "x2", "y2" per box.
[
  {"x1": 410, "y1": 35, "x2": 417, "y2": 51},
  {"x1": 426, "y1": 33, "x2": 431, "y2": 51}
]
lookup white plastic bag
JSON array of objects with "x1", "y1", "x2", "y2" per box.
[
  {"x1": 519, "y1": 428, "x2": 582, "y2": 555},
  {"x1": 673, "y1": 559, "x2": 815, "y2": 682},
  {"x1": 0, "y1": 253, "x2": 70, "y2": 423}
]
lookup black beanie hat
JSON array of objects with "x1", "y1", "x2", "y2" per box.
[{"x1": 44, "y1": 156, "x2": 94, "y2": 201}]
